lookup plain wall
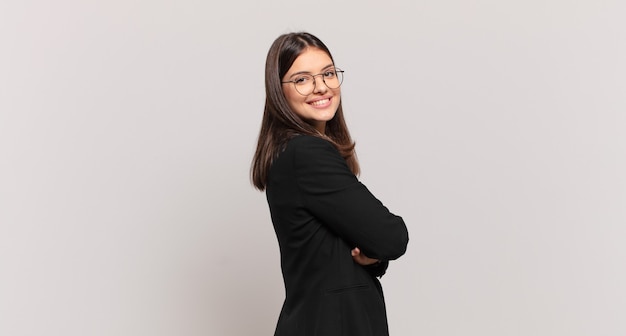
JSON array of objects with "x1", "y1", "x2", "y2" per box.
[{"x1": 1, "y1": 0, "x2": 624, "y2": 335}]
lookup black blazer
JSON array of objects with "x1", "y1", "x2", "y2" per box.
[{"x1": 266, "y1": 135, "x2": 409, "y2": 336}]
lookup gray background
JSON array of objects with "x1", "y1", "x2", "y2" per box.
[{"x1": 1, "y1": 0, "x2": 625, "y2": 335}]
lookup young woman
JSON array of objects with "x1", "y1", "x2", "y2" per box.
[{"x1": 251, "y1": 32, "x2": 409, "y2": 336}]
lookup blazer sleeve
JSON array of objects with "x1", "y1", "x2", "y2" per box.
[
  {"x1": 294, "y1": 136, "x2": 409, "y2": 261},
  {"x1": 364, "y1": 260, "x2": 389, "y2": 278}
]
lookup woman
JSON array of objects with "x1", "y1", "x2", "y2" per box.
[{"x1": 251, "y1": 32, "x2": 409, "y2": 336}]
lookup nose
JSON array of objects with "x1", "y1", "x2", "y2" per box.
[{"x1": 312, "y1": 75, "x2": 328, "y2": 94}]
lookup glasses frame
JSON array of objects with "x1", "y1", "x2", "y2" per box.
[{"x1": 281, "y1": 68, "x2": 344, "y2": 96}]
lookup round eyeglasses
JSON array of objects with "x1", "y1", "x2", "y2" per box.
[{"x1": 282, "y1": 68, "x2": 344, "y2": 96}]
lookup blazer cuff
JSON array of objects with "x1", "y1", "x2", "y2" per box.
[{"x1": 364, "y1": 260, "x2": 389, "y2": 278}]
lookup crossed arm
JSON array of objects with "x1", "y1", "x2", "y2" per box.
[
  {"x1": 293, "y1": 136, "x2": 408, "y2": 275},
  {"x1": 351, "y1": 247, "x2": 379, "y2": 265}
]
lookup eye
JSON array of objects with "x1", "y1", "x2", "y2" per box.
[
  {"x1": 323, "y1": 70, "x2": 336, "y2": 78},
  {"x1": 293, "y1": 75, "x2": 311, "y2": 85}
]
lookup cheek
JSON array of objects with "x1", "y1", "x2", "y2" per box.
[
  {"x1": 283, "y1": 88, "x2": 303, "y2": 107},
  {"x1": 332, "y1": 89, "x2": 341, "y2": 104}
]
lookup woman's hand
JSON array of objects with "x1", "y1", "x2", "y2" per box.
[{"x1": 351, "y1": 247, "x2": 380, "y2": 266}]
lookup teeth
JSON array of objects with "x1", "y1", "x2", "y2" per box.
[{"x1": 310, "y1": 99, "x2": 329, "y2": 106}]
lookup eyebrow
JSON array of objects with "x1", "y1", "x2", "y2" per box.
[{"x1": 288, "y1": 64, "x2": 335, "y2": 78}]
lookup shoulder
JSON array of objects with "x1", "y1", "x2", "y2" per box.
[
  {"x1": 285, "y1": 135, "x2": 352, "y2": 175},
  {"x1": 285, "y1": 134, "x2": 336, "y2": 155},
  {"x1": 271, "y1": 135, "x2": 350, "y2": 176},
  {"x1": 271, "y1": 135, "x2": 335, "y2": 170},
  {"x1": 284, "y1": 135, "x2": 343, "y2": 163},
  {"x1": 274, "y1": 135, "x2": 358, "y2": 194},
  {"x1": 287, "y1": 134, "x2": 332, "y2": 147}
]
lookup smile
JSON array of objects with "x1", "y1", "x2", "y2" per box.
[{"x1": 308, "y1": 98, "x2": 331, "y2": 108}]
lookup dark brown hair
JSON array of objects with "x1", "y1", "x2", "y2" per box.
[{"x1": 251, "y1": 32, "x2": 359, "y2": 191}]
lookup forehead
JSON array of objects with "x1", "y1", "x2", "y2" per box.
[{"x1": 287, "y1": 48, "x2": 333, "y2": 74}]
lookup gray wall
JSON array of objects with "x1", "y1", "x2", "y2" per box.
[{"x1": 1, "y1": 1, "x2": 624, "y2": 335}]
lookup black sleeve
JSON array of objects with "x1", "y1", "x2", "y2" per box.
[
  {"x1": 294, "y1": 136, "x2": 409, "y2": 261},
  {"x1": 364, "y1": 260, "x2": 389, "y2": 278}
]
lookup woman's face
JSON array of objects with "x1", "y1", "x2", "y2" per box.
[{"x1": 282, "y1": 48, "x2": 341, "y2": 134}]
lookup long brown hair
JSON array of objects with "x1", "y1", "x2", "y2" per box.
[{"x1": 251, "y1": 32, "x2": 359, "y2": 191}]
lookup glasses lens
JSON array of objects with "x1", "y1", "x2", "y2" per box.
[
  {"x1": 292, "y1": 75, "x2": 311, "y2": 95},
  {"x1": 324, "y1": 69, "x2": 343, "y2": 89}
]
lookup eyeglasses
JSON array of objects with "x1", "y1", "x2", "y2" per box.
[{"x1": 282, "y1": 68, "x2": 344, "y2": 96}]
